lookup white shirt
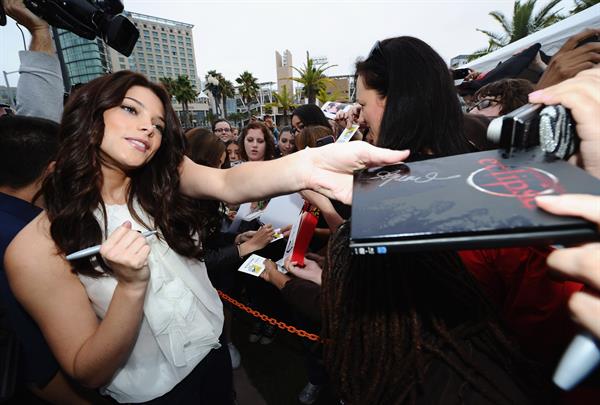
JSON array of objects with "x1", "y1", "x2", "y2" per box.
[{"x1": 77, "y1": 202, "x2": 224, "y2": 403}]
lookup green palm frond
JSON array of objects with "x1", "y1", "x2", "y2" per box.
[
  {"x1": 571, "y1": 0, "x2": 600, "y2": 14},
  {"x1": 291, "y1": 52, "x2": 337, "y2": 104},
  {"x1": 489, "y1": 11, "x2": 512, "y2": 36},
  {"x1": 476, "y1": 29, "x2": 508, "y2": 47},
  {"x1": 472, "y1": 0, "x2": 565, "y2": 62},
  {"x1": 236, "y1": 71, "x2": 260, "y2": 118},
  {"x1": 532, "y1": 0, "x2": 564, "y2": 30}
]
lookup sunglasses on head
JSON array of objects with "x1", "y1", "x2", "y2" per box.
[
  {"x1": 468, "y1": 98, "x2": 500, "y2": 112},
  {"x1": 367, "y1": 40, "x2": 385, "y2": 61}
]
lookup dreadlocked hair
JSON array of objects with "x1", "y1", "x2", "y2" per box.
[{"x1": 321, "y1": 222, "x2": 546, "y2": 405}]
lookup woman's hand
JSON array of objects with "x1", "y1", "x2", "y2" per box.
[
  {"x1": 238, "y1": 225, "x2": 275, "y2": 257},
  {"x1": 246, "y1": 224, "x2": 275, "y2": 251},
  {"x1": 536, "y1": 194, "x2": 600, "y2": 339},
  {"x1": 529, "y1": 67, "x2": 600, "y2": 179},
  {"x1": 99, "y1": 221, "x2": 151, "y2": 290},
  {"x1": 335, "y1": 103, "x2": 362, "y2": 129},
  {"x1": 285, "y1": 258, "x2": 323, "y2": 286},
  {"x1": 235, "y1": 230, "x2": 255, "y2": 245},
  {"x1": 305, "y1": 141, "x2": 409, "y2": 204},
  {"x1": 260, "y1": 259, "x2": 291, "y2": 290}
]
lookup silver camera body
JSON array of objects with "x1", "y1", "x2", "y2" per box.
[{"x1": 487, "y1": 103, "x2": 578, "y2": 160}]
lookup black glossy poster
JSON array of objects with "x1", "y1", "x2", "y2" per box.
[{"x1": 350, "y1": 149, "x2": 600, "y2": 255}]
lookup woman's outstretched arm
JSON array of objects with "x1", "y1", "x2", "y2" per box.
[{"x1": 179, "y1": 141, "x2": 409, "y2": 205}]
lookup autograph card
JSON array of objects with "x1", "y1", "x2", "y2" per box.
[
  {"x1": 270, "y1": 228, "x2": 284, "y2": 243},
  {"x1": 336, "y1": 124, "x2": 360, "y2": 143},
  {"x1": 238, "y1": 254, "x2": 267, "y2": 277}
]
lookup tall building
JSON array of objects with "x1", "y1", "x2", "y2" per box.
[
  {"x1": 107, "y1": 12, "x2": 208, "y2": 126},
  {"x1": 52, "y1": 28, "x2": 111, "y2": 90},
  {"x1": 324, "y1": 75, "x2": 355, "y2": 102},
  {"x1": 53, "y1": 11, "x2": 207, "y2": 126},
  {"x1": 275, "y1": 50, "x2": 293, "y2": 97},
  {"x1": 109, "y1": 12, "x2": 199, "y2": 88}
]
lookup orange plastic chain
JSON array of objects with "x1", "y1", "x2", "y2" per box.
[{"x1": 217, "y1": 290, "x2": 321, "y2": 342}]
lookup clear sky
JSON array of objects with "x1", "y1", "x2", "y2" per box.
[{"x1": 0, "y1": 0, "x2": 576, "y2": 87}]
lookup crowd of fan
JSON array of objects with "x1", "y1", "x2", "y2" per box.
[{"x1": 1, "y1": 1, "x2": 600, "y2": 404}]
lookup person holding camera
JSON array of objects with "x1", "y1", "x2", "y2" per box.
[
  {"x1": 530, "y1": 67, "x2": 600, "y2": 341},
  {"x1": 2, "y1": 0, "x2": 64, "y2": 122}
]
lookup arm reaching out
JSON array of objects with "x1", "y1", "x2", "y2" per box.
[{"x1": 179, "y1": 141, "x2": 409, "y2": 205}]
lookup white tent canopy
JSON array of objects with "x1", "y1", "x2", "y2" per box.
[{"x1": 464, "y1": 4, "x2": 600, "y2": 73}]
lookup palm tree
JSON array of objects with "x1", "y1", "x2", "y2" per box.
[
  {"x1": 571, "y1": 0, "x2": 600, "y2": 14},
  {"x1": 236, "y1": 71, "x2": 260, "y2": 119},
  {"x1": 174, "y1": 75, "x2": 197, "y2": 128},
  {"x1": 471, "y1": 0, "x2": 565, "y2": 59},
  {"x1": 159, "y1": 77, "x2": 176, "y2": 98},
  {"x1": 292, "y1": 52, "x2": 336, "y2": 105},
  {"x1": 219, "y1": 78, "x2": 235, "y2": 119},
  {"x1": 316, "y1": 87, "x2": 344, "y2": 105},
  {"x1": 227, "y1": 112, "x2": 245, "y2": 127},
  {"x1": 265, "y1": 85, "x2": 297, "y2": 126},
  {"x1": 205, "y1": 70, "x2": 222, "y2": 116}
]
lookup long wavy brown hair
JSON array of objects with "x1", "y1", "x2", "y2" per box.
[
  {"x1": 43, "y1": 71, "x2": 217, "y2": 277},
  {"x1": 238, "y1": 121, "x2": 275, "y2": 161}
]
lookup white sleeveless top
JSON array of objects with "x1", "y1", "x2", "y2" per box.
[{"x1": 77, "y1": 202, "x2": 224, "y2": 403}]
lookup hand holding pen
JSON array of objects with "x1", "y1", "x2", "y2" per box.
[{"x1": 69, "y1": 221, "x2": 153, "y2": 287}]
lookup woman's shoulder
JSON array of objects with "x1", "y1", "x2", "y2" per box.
[{"x1": 5, "y1": 212, "x2": 71, "y2": 282}]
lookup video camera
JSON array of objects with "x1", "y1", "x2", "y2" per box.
[
  {"x1": 487, "y1": 103, "x2": 578, "y2": 160},
  {"x1": 0, "y1": 0, "x2": 139, "y2": 56}
]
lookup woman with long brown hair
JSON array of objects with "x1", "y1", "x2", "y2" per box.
[
  {"x1": 237, "y1": 121, "x2": 276, "y2": 162},
  {"x1": 4, "y1": 71, "x2": 406, "y2": 404}
]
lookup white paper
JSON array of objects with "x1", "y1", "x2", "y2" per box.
[
  {"x1": 336, "y1": 124, "x2": 360, "y2": 143},
  {"x1": 227, "y1": 202, "x2": 251, "y2": 233},
  {"x1": 259, "y1": 193, "x2": 303, "y2": 229},
  {"x1": 270, "y1": 228, "x2": 284, "y2": 244},
  {"x1": 238, "y1": 254, "x2": 267, "y2": 277},
  {"x1": 279, "y1": 211, "x2": 303, "y2": 265}
]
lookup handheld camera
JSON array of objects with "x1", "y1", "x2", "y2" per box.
[
  {"x1": 487, "y1": 103, "x2": 578, "y2": 160},
  {"x1": 0, "y1": 0, "x2": 139, "y2": 56}
]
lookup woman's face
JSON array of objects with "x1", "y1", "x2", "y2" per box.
[
  {"x1": 278, "y1": 131, "x2": 295, "y2": 155},
  {"x1": 291, "y1": 115, "x2": 305, "y2": 133},
  {"x1": 468, "y1": 97, "x2": 503, "y2": 117},
  {"x1": 244, "y1": 128, "x2": 266, "y2": 161},
  {"x1": 356, "y1": 75, "x2": 386, "y2": 145},
  {"x1": 227, "y1": 143, "x2": 240, "y2": 162},
  {"x1": 214, "y1": 121, "x2": 233, "y2": 142},
  {"x1": 101, "y1": 85, "x2": 165, "y2": 171}
]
